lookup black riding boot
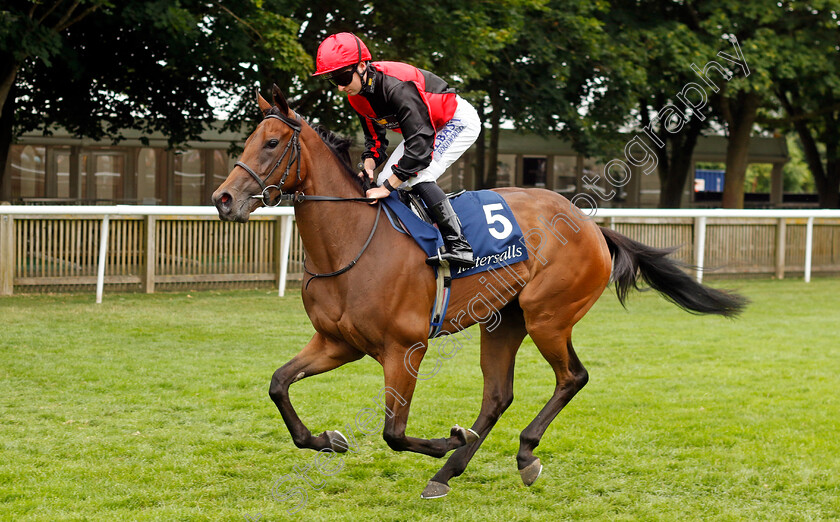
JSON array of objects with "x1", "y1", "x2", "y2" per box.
[{"x1": 425, "y1": 199, "x2": 475, "y2": 268}]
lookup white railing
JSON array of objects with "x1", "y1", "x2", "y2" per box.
[
  {"x1": 0, "y1": 205, "x2": 295, "y2": 303},
  {"x1": 595, "y1": 208, "x2": 840, "y2": 283},
  {"x1": 2, "y1": 206, "x2": 840, "y2": 302}
]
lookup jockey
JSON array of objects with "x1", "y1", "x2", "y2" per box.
[{"x1": 312, "y1": 32, "x2": 479, "y2": 269}]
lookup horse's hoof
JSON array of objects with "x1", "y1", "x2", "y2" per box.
[
  {"x1": 519, "y1": 458, "x2": 543, "y2": 486},
  {"x1": 451, "y1": 425, "x2": 480, "y2": 445},
  {"x1": 421, "y1": 480, "x2": 451, "y2": 499},
  {"x1": 325, "y1": 430, "x2": 349, "y2": 453}
]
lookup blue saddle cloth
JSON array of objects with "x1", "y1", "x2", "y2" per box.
[{"x1": 381, "y1": 189, "x2": 528, "y2": 279}]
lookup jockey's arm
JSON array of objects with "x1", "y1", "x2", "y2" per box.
[
  {"x1": 359, "y1": 114, "x2": 388, "y2": 169},
  {"x1": 390, "y1": 82, "x2": 435, "y2": 181}
]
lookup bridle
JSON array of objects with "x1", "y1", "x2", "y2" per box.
[
  {"x1": 234, "y1": 112, "x2": 303, "y2": 207},
  {"x1": 233, "y1": 110, "x2": 382, "y2": 288},
  {"x1": 234, "y1": 111, "x2": 377, "y2": 206}
]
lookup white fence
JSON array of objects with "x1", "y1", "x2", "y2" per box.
[
  {"x1": 0, "y1": 205, "x2": 295, "y2": 302},
  {"x1": 2, "y1": 205, "x2": 840, "y2": 302},
  {"x1": 597, "y1": 208, "x2": 840, "y2": 283}
]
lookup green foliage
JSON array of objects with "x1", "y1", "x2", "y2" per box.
[
  {"x1": 272, "y1": 0, "x2": 531, "y2": 134},
  {"x1": 744, "y1": 163, "x2": 772, "y2": 193},
  {"x1": 2, "y1": 0, "x2": 839, "y2": 207},
  {"x1": 3, "y1": 0, "x2": 311, "y2": 146},
  {"x1": 767, "y1": 1, "x2": 840, "y2": 206},
  {"x1": 783, "y1": 135, "x2": 817, "y2": 193},
  {"x1": 257, "y1": 12, "x2": 313, "y2": 77},
  {"x1": 4, "y1": 0, "x2": 536, "y2": 146},
  {"x1": 0, "y1": 1, "x2": 112, "y2": 66},
  {"x1": 472, "y1": 0, "x2": 614, "y2": 145}
]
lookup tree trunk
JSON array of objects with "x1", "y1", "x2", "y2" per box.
[
  {"x1": 0, "y1": 60, "x2": 20, "y2": 117},
  {"x1": 722, "y1": 91, "x2": 760, "y2": 209},
  {"x1": 0, "y1": 80, "x2": 15, "y2": 201},
  {"x1": 776, "y1": 89, "x2": 839, "y2": 207},
  {"x1": 780, "y1": 92, "x2": 828, "y2": 196},
  {"x1": 485, "y1": 83, "x2": 501, "y2": 189},
  {"x1": 473, "y1": 125, "x2": 486, "y2": 190},
  {"x1": 472, "y1": 97, "x2": 486, "y2": 190},
  {"x1": 658, "y1": 174, "x2": 685, "y2": 207},
  {"x1": 821, "y1": 133, "x2": 839, "y2": 208},
  {"x1": 656, "y1": 112, "x2": 704, "y2": 208},
  {"x1": 819, "y1": 110, "x2": 840, "y2": 208}
]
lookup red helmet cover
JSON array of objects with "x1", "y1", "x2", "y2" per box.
[{"x1": 313, "y1": 33, "x2": 372, "y2": 76}]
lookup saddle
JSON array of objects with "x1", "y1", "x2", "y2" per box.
[
  {"x1": 396, "y1": 188, "x2": 467, "y2": 226},
  {"x1": 381, "y1": 187, "x2": 528, "y2": 337}
]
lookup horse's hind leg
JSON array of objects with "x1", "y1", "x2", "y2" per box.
[
  {"x1": 516, "y1": 328, "x2": 588, "y2": 486},
  {"x1": 422, "y1": 303, "x2": 527, "y2": 499}
]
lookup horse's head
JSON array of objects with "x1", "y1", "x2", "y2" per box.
[{"x1": 212, "y1": 86, "x2": 303, "y2": 222}]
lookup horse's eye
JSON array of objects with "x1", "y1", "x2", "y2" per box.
[{"x1": 267, "y1": 139, "x2": 279, "y2": 149}]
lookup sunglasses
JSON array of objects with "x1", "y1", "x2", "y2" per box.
[{"x1": 328, "y1": 67, "x2": 357, "y2": 87}]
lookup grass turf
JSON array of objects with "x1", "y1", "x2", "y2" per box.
[{"x1": 1, "y1": 278, "x2": 838, "y2": 521}]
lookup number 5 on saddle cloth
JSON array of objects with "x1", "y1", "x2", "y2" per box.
[{"x1": 380, "y1": 189, "x2": 530, "y2": 337}]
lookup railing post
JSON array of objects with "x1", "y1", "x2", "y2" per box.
[
  {"x1": 277, "y1": 215, "x2": 294, "y2": 297},
  {"x1": 694, "y1": 216, "x2": 707, "y2": 283},
  {"x1": 804, "y1": 216, "x2": 814, "y2": 283},
  {"x1": 0, "y1": 213, "x2": 14, "y2": 296},
  {"x1": 96, "y1": 215, "x2": 110, "y2": 304},
  {"x1": 775, "y1": 218, "x2": 786, "y2": 280},
  {"x1": 143, "y1": 215, "x2": 156, "y2": 293}
]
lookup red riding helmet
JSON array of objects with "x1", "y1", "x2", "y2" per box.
[{"x1": 312, "y1": 32, "x2": 372, "y2": 76}]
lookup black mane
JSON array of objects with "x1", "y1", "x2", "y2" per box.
[
  {"x1": 312, "y1": 124, "x2": 372, "y2": 193},
  {"x1": 263, "y1": 107, "x2": 371, "y2": 192}
]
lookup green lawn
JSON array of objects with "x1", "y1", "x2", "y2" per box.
[{"x1": 1, "y1": 279, "x2": 839, "y2": 521}]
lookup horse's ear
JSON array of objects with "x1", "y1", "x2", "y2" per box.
[
  {"x1": 272, "y1": 84, "x2": 290, "y2": 114},
  {"x1": 256, "y1": 88, "x2": 272, "y2": 115}
]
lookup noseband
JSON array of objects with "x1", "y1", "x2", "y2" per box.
[{"x1": 234, "y1": 112, "x2": 302, "y2": 207}]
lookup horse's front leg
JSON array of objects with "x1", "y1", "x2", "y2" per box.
[
  {"x1": 269, "y1": 333, "x2": 364, "y2": 451},
  {"x1": 378, "y1": 348, "x2": 478, "y2": 458}
]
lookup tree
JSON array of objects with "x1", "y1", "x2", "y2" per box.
[
  {"x1": 1, "y1": 0, "x2": 311, "y2": 196},
  {"x1": 602, "y1": 1, "x2": 721, "y2": 208},
  {"x1": 2, "y1": 0, "x2": 526, "y2": 198},
  {"x1": 1, "y1": 0, "x2": 108, "y2": 185},
  {"x1": 687, "y1": 2, "x2": 781, "y2": 209},
  {"x1": 0, "y1": 0, "x2": 107, "y2": 115},
  {"x1": 688, "y1": 1, "x2": 840, "y2": 208},
  {"x1": 770, "y1": 1, "x2": 840, "y2": 208},
  {"x1": 278, "y1": 0, "x2": 525, "y2": 133},
  {"x1": 464, "y1": 0, "x2": 616, "y2": 190}
]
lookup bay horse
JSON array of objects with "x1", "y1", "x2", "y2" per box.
[{"x1": 212, "y1": 86, "x2": 746, "y2": 499}]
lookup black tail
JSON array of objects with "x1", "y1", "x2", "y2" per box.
[{"x1": 600, "y1": 227, "x2": 748, "y2": 318}]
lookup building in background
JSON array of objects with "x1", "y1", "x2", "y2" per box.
[{"x1": 2, "y1": 125, "x2": 791, "y2": 207}]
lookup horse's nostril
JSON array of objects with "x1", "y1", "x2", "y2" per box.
[{"x1": 214, "y1": 191, "x2": 233, "y2": 211}]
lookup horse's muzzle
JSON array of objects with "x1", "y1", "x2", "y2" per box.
[{"x1": 212, "y1": 189, "x2": 251, "y2": 222}]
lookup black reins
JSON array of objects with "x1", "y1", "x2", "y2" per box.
[
  {"x1": 235, "y1": 111, "x2": 381, "y2": 287},
  {"x1": 303, "y1": 202, "x2": 381, "y2": 289}
]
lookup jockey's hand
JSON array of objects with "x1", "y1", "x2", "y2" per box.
[
  {"x1": 365, "y1": 185, "x2": 390, "y2": 204},
  {"x1": 357, "y1": 158, "x2": 376, "y2": 183}
]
